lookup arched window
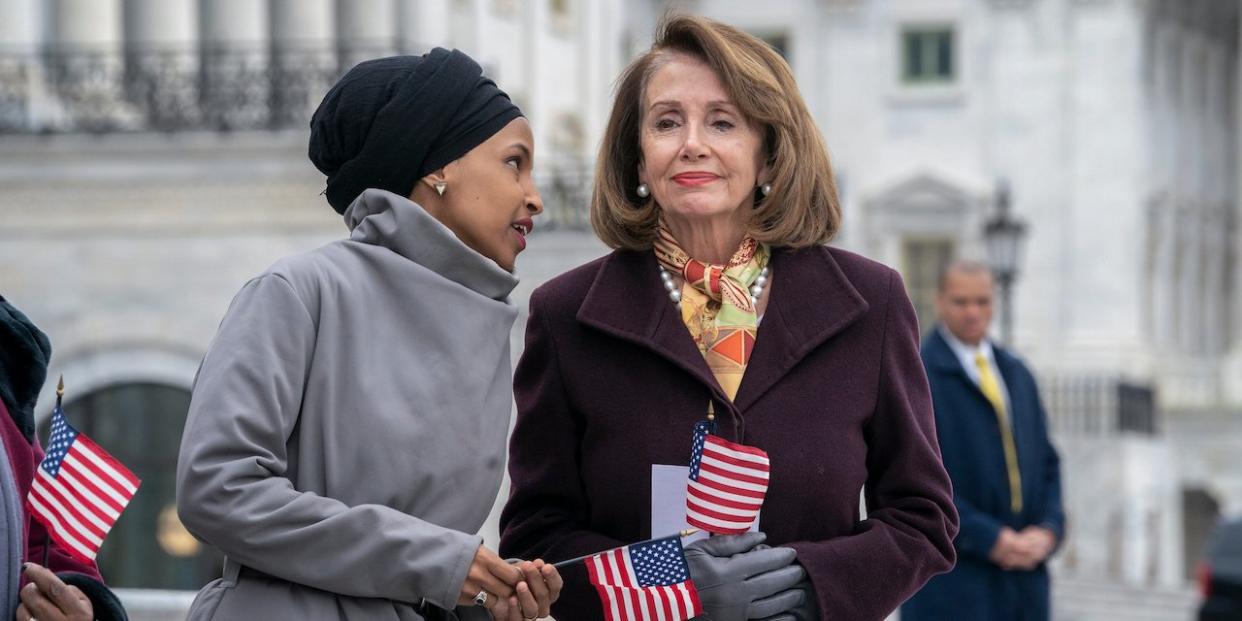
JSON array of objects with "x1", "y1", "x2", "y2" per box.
[{"x1": 39, "y1": 382, "x2": 222, "y2": 590}]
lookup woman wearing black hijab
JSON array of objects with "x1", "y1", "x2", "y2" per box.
[{"x1": 175, "y1": 49, "x2": 559, "y2": 621}]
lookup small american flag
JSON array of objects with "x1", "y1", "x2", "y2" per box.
[
  {"x1": 686, "y1": 420, "x2": 770, "y2": 534},
  {"x1": 25, "y1": 406, "x2": 140, "y2": 564},
  {"x1": 586, "y1": 535, "x2": 703, "y2": 621}
]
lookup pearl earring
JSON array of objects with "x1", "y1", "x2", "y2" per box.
[
  {"x1": 434, "y1": 182, "x2": 446, "y2": 196},
  {"x1": 761, "y1": 183, "x2": 772, "y2": 197},
  {"x1": 636, "y1": 183, "x2": 650, "y2": 198}
]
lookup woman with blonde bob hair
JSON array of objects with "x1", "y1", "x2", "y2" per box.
[{"x1": 501, "y1": 14, "x2": 958, "y2": 621}]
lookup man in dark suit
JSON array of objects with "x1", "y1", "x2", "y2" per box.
[{"x1": 901, "y1": 261, "x2": 1065, "y2": 621}]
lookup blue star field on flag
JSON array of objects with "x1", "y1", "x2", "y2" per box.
[
  {"x1": 687, "y1": 419, "x2": 715, "y2": 481},
  {"x1": 585, "y1": 534, "x2": 703, "y2": 621},
  {"x1": 629, "y1": 535, "x2": 693, "y2": 587},
  {"x1": 40, "y1": 407, "x2": 78, "y2": 476}
]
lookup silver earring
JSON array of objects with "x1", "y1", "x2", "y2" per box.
[
  {"x1": 636, "y1": 183, "x2": 650, "y2": 198},
  {"x1": 434, "y1": 182, "x2": 446, "y2": 196},
  {"x1": 761, "y1": 183, "x2": 772, "y2": 197}
]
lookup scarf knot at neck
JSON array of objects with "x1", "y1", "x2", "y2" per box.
[
  {"x1": 655, "y1": 228, "x2": 760, "y2": 313},
  {"x1": 653, "y1": 221, "x2": 769, "y2": 401}
]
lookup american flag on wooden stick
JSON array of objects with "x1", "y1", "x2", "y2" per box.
[
  {"x1": 585, "y1": 534, "x2": 703, "y2": 621},
  {"x1": 685, "y1": 420, "x2": 770, "y2": 534},
  {"x1": 25, "y1": 405, "x2": 140, "y2": 564}
]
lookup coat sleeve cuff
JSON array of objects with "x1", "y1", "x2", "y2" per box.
[
  {"x1": 436, "y1": 533, "x2": 482, "y2": 610},
  {"x1": 956, "y1": 517, "x2": 1003, "y2": 562},
  {"x1": 57, "y1": 572, "x2": 128, "y2": 621}
]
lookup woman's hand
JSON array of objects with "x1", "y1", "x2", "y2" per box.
[
  {"x1": 16, "y1": 563, "x2": 93, "y2": 621},
  {"x1": 683, "y1": 533, "x2": 806, "y2": 621},
  {"x1": 513, "y1": 559, "x2": 563, "y2": 620},
  {"x1": 458, "y1": 544, "x2": 524, "y2": 618}
]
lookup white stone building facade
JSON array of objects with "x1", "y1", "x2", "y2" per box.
[
  {"x1": 2, "y1": 0, "x2": 1240, "y2": 618},
  {"x1": 665, "y1": 0, "x2": 1242, "y2": 608}
]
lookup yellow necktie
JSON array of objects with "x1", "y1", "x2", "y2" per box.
[{"x1": 976, "y1": 352, "x2": 1023, "y2": 513}]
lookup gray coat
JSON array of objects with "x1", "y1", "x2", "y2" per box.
[
  {"x1": 1, "y1": 427, "x2": 19, "y2": 619},
  {"x1": 177, "y1": 189, "x2": 520, "y2": 620}
]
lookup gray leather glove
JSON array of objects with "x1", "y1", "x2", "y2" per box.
[
  {"x1": 684, "y1": 532, "x2": 806, "y2": 621},
  {"x1": 743, "y1": 544, "x2": 819, "y2": 621},
  {"x1": 768, "y1": 578, "x2": 818, "y2": 621}
]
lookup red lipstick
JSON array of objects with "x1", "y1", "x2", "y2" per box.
[{"x1": 672, "y1": 172, "x2": 719, "y2": 186}]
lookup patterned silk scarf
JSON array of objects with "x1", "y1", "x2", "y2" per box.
[{"x1": 654, "y1": 222, "x2": 771, "y2": 401}]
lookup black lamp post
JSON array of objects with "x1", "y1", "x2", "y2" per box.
[{"x1": 983, "y1": 178, "x2": 1028, "y2": 346}]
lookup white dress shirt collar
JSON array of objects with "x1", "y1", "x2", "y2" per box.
[{"x1": 937, "y1": 324, "x2": 997, "y2": 385}]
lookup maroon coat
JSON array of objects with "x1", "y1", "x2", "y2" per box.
[
  {"x1": 1, "y1": 399, "x2": 130, "y2": 620},
  {"x1": 499, "y1": 245, "x2": 959, "y2": 620},
  {"x1": 1, "y1": 295, "x2": 127, "y2": 620}
]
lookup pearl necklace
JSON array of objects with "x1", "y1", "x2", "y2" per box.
[{"x1": 658, "y1": 264, "x2": 771, "y2": 308}]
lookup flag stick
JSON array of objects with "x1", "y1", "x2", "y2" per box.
[
  {"x1": 551, "y1": 529, "x2": 700, "y2": 569},
  {"x1": 40, "y1": 376, "x2": 65, "y2": 567}
]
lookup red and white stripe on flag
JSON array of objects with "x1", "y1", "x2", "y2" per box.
[
  {"x1": 585, "y1": 545, "x2": 703, "y2": 621},
  {"x1": 27, "y1": 431, "x2": 140, "y2": 564},
  {"x1": 686, "y1": 433, "x2": 770, "y2": 535}
]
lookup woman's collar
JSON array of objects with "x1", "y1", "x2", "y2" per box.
[{"x1": 342, "y1": 188, "x2": 519, "y2": 301}]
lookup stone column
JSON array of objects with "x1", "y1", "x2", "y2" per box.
[
  {"x1": 1174, "y1": 28, "x2": 1203, "y2": 356},
  {"x1": 1203, "y1": 209, "x2": 1226, "y2": 357},
  {"x1": 1150, "y1": 197, "x2": 1176, "y2": 349},
  {"x1": 125, "y1": 0, "x2": 195, "y2": 45},
  {"x1": 123, "y1": 0, "x2": 198, "y2": 129},
  {"x1": 523, "y1": 0, "x2": 548, "y2": 165},
  {"x1": 1204, "y1": 38, "x2": 1232, "y2": 361},
  {"x1": 578, "y1": 0, "x2": 620, "y2": 161},
  {"x1": 1225, "y1": 8, "x2": 1242, "y2": 407},
  {"x1": 200, "y1": 0, "x2": 269, "y2": 129},
  {"x1": 271, "y1": 0, "x2": 334, "y2": 128},
  {"x1": 1177, "y1": 204, "x2": 1202, "y2": 355},
  {"x1": 49, "y1": 0, "x2": 127, "y2": 130},
  {"x1": 0, "y1": 0, "x2": 40, "y2": 130},
  {"x1": 397, "y1": 0, "x2": 452, "y2": 52},
  {"x1": 0, "y1": 0, "x2": 39, "y2": 51},
  {"x1": 272, "y1": 0, "x2": 334, "y2": 46},
  {"x1": 201, "y1": 0, "x2": 267, "y2": 47},
  {"x1": 337, "y1": 0, "x2": 398, "y2": 68},
  {"x1": 1236, "y1": 9, "x2": 1242, "y2": 353},
  {"x1": 470, "y1": 0, "x2": 487, "y2": 58},
  {"x1": 1193, "y1": 43, "x2": 1216, "y2": 358},
  {"x1": 53, "y1": 0, "x2": 123, "y2": 49}
]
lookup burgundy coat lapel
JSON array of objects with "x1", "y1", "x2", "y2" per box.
[
  {"x1": 575, "y1": 247, "x2": 871, "y2": 415},
  {"x1": 732, "y1": 246, "x2": 870, "y2": 413},
  {"x1": 576, "y1": 250, "x2": 733, "y2": 406}
]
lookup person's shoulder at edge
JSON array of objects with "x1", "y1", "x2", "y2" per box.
[
  {"x1": 992, "y1": 340, "x2": 1039, "y2": 384},
  {"x1": 782, "y1": 244, "x2": 902, "y2": 310}
]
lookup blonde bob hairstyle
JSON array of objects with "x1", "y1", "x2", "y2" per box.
[{"x1": 591, "y1": 14, "x2": 842, "y2": 250}]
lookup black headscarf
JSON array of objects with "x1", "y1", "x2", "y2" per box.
[
  {"x1": 0, "y1": 295, "x2": 51, "y2": 441},
  {"x1": 308, "y1": 48, "x2": 523, "y2": 214}
]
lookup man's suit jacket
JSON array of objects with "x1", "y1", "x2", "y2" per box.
[{"x1": 901, "y1": 328, "x2": 1065, "y2": 621}]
